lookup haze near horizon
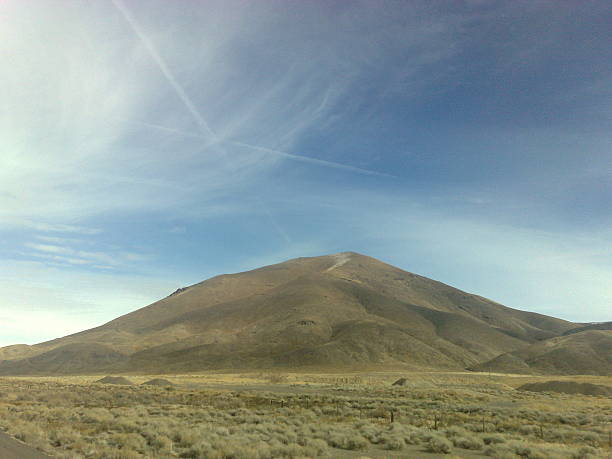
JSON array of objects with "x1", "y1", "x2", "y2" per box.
[{"x1": 0, "y1": 0, "x2": 610, "y2": 347}]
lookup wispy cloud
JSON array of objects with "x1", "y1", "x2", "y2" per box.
[
  {"x1": 110, "y1": 0, "x2": 217, "y2": 139},
  {"x1": 21, "y1": 241, "x2": 149, "y2": 270},
  {"x1": 0, "y1": 0, "x2": 459, "y2": 229},
  {"x1": 1, "y1": 1, "x2": 608, "y2": 346},
  {"x1": 17, "y1": 221, "x2": 102, "y2": 235},
  {"x1": 128, "y1": 120, "x2": 394, "y2": 177},
  {"x1": 111, "y1": 0, "x2": 392, "y2": 180}
]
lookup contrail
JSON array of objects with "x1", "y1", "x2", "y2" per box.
[
  {"x1": 110, "y1": 2, "x2": 294, "y2": 243},
  {"x1": 111, "y1": 1, "x2": 391, "y2": 179},
  {"x1": 228, "y1": 140, "x2": 395, "y2": 178},
  {"x1": 111, "y1": 0, "x2": 216, "y2": 139},
  {"x1": 110, "y1": 0, "x2": 391, "y2": 246},
  {"x1": 128, "y1": 120, "x2": 394, "y2": 178}
]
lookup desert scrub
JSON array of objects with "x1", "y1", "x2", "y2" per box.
[
  {"x1": 324, "y1": 427, "x2": 369, "y2": 450},
  {"x1": 452, "y1": 435, "x2": 483, "y2": 450},
  {"x1": 426, "y1": 434, "x2": 453, "y2": 454},
  {"x1": 379, "y1": 432, "x2": 405, "y2": 450},
  {"x1": 1, "y1": 376, "x2": 610, "y2": 458},
  {"x1": 483, "y1": 433, "x2": 506, "y2": 445},
  {"x1": 48, "y1": 426, "x2": 81, "y2": 448},
  {"x1": 12, "y1": 420, "x2": 48, "y2": 447},
  {"x1": 267, "y1": 374, "x2": 289, "y2": 384}
]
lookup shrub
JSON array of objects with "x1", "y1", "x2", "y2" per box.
[
  {"x1": 426, "y1": 434, "x2": 452, "y2": 454},
  {"x1": 444, "y1": 426, "x2": 468, "y2": 438},
  {"x1": 507, "y1": 441, "x2": 548, "y2": 459},
  {"x1": 327, "y1": 433, "x2": 368, "y2": 450},
  {"x1": 380, "y1": 433, "x2": 405, "y2": 450},
  {"x1": 111, "y1": 433, "x2": 147, "y2": 452},
  {"x1": 304, "y1": 438, "x2": 328, "y2": 456},
  {"x1": 483, "y1": 434, "x2": 506, "y2": 445},
  {"x1": 48, "y1": 426, "x2": 80, "y2": 447},
  {"x1": 483, "y1": 444, "x2": 517, "y2": 459},
  {"x1": 267, "y1": 374, "x2": 289, "y2": 384},
  {"x1": 148, "y1": 433, "x2": 173, "y2": 453},
  {"x1": 519, "y1": 424, "x2": 540, "y2": 436},
  {"x1": 14, "y1": 422, "x2": 46, "y2": 445},
  {"x1": 570, "y1": 446, "x2": 600, "y2": 459},
  {"x1": 452, "y1": 435, "x2": 483, "y2": 450}
]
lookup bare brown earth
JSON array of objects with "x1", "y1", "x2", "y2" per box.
[{"x1": 2, "y1": 252, "x2": 604, "y2": 376}]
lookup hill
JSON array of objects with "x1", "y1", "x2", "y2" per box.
[
  {"x1": 562, "y1": 321, "x2": 612, "y2": 336},
  {"x1": 0, "y1": 344, "x2": 36, "y2": 361},
  {"x1": 0, "y1": 343, "x2": 127, "y2": 375},
  {"x1": 472, "y1": 330, "x2": 612, "y2": 375},
  {"x1": 0, "y1": 252, "x2": 584, "y2": 375}
]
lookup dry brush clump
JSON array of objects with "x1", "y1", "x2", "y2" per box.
[{"x1": 0, "y1": 376, "x2": 609, "y2": 458}]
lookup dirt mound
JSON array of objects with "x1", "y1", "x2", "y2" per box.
[
  {"x1": 142, "y1": 378, "x2": 175, "y2": 386},
  {"x1": 96, "y1": 376, "x2": 134, "y2": 385},
  {"x1": 392, "y1": 378, "x2": 408, "y2": 386},
  {"x1": 517, "y1": 380, "x2": 612, "y2": 397}
]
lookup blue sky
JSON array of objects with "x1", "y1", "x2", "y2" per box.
[{"x1": 0, "y1": 0, "x2": 610, "y2": 346}]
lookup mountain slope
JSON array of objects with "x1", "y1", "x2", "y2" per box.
[
  {"x1": 0, "y1": 344, "x2": 36, "y2": 361},
  {"x1": 0, "y1": 343, "x2": 127, "y2": 375},
  {"x1": 0, "y1": 252, "x2": 582, "y2": 375},
  {"x1": 562, "y1": 321, "x2": 612, "y2": 336},
  {"x1": 472, "y1": 330, "x2": 612, "y2": 376}
]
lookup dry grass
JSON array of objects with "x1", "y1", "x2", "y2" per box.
[{"x1": 0, "y1": 371, "x2": 609, "y2": 458}]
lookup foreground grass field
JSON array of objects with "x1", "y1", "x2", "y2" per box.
[{"x1": 0, "y1": 371, "x2": 610, "y2": 458}]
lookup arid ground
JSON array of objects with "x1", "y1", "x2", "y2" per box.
[{"x1": 0, "y1": 371, "x2": 610, "y2": 458}]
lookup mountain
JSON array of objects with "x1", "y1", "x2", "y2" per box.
[
  {"x1": 0, "y1": 252, "x2": 587, "y2": 375},
  {"x1": 0, "y1": 344, "x2": 35, "y2": 361},
  {"x1": 562, "y1": 321, "x2": 612, "y2": 336},
  {"x1": 472, "y1": 330, "x2": 612, "y2": 376}
]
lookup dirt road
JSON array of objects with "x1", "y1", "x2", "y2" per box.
[{"x1": 0, "y1": 431, "x2": 50, "y2": 459}]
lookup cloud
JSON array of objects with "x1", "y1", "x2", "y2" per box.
[
  {"x1": 21, "y1": 241, "x2": 149, "y2": 270},
  {"x1": 4, "y1": 220, "x2": 103, "y2": 235},
  {"x1": 0, "y1": 0, "x2": 464, "y2": 229},
  {"x1": 1, "y1": 1, "x2": 608, "y2": 346},
  {"x1": 110, "y1": 0, "x2": 217, "y2": 139}
]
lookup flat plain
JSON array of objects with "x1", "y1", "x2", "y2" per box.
[{"x1": 0, "y1": 371, "x2": 610, "y2": 458}]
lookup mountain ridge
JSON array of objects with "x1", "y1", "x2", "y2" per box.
[{"x1": 2, "y1": 252, "x2": 604, "y2": 375}]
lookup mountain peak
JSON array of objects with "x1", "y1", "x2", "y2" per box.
[{"x1": 0, "y1": 252, "x2": 593, "y2": 376}]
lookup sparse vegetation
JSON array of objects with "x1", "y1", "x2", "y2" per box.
[{"x1": 0, "y1": 372, "x2": 609, "y2": 458}]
